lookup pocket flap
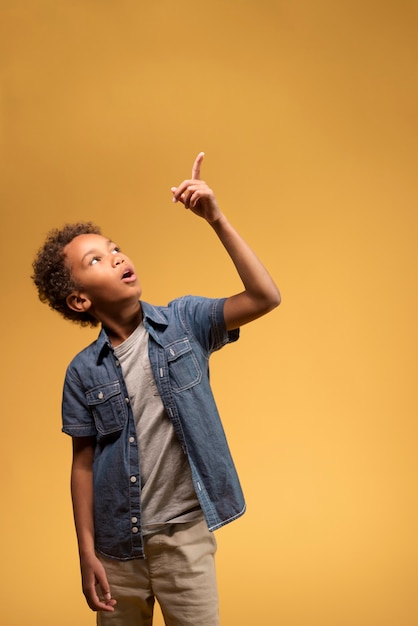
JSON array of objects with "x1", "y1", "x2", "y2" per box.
[
  {"x1": 86, "y1": 381, "x2": 121, "y2": 406},
  {"x1": 166, "y1": 338, "x2": 192, "y2": 361}
]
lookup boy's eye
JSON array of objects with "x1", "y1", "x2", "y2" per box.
[
  {"x1": 90, "y1": 256, "x2": 100, "y2": 265},
  {"x1": 111, "y1": 247, "x2": 121, "y2": 254}
]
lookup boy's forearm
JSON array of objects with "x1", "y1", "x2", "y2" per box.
[
  {"x1": 210, "y1": 213, "x2": 280, "y2": 326},
  {"x1": 71, "y1": 440, "x2": 96, "y2": 558},
  {"x1": 71, "y1": 466, "x2": 96, "y2": 556}
]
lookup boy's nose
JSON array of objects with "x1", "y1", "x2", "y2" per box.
[{"x1": 112, "y1": 254, "x2": 124, "y2": 267}]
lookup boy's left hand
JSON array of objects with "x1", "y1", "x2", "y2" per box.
[{"x1": 171, "y1": 152, "x2": 223, "y2": 224}]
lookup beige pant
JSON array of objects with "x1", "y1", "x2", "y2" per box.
[{"x1": 97, "y1": 519, "x2": 219, "y2": 626}]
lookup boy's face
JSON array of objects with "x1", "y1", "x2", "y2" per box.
[{"x1": 64, "y1": 233, "x2": 142, "y2": 320}]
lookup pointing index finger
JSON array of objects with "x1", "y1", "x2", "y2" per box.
[{"x1": 191, "y1": 151, "x2": 205, "y2": 180}]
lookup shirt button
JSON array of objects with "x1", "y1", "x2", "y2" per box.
[
  {"x1": 115, "y1": 360, "x2": 120, "y2": 367},
  {"x1": 132, "y1": 527, "x2": 139, "y2": 534},
  {"x1": 131, "y1": 517, "x2": 138, "y2": 524},
  {"x1": 129, "y1": 436, "x2": 135, "y2": 444},
  {"x1": 130, "y1": 476, "x2": 137, "y2": 483},
  {"x1": 125, "y1": 397, "x2": 130, "y2": 404}
]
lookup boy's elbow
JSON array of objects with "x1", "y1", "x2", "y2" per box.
[
  {"x1": 260, "y1": 288, "x2": 281, "y2": 316},
  {"x1": 267, "y1": 286, "x2": 281, "y2": 310}
]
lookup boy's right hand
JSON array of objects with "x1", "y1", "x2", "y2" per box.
[
  {"x1": 171, "y1": 152, "x2": 223, "y2": 224},
  {"x1": 80, "y1": 553, "x2": 117, "y2": 612}
]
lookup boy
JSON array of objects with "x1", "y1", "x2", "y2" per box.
[{"x1": 32, "y1": 152, "x2": 280, "y2": 626}]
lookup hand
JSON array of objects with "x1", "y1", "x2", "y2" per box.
[
  {"x1": 80, "y1": 553, "x2": 117, "y2": 613},
  {"x1": 171, "y1": 152, "x2": 223, "y2": 223}
]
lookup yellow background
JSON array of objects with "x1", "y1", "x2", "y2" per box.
[{"x1": 1, "y1": 1, "x2": 417, "y2": 625}]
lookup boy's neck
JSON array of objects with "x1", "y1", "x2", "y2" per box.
[{"x1": 101, "y1": 302, "x2": 143, "y2": 347}]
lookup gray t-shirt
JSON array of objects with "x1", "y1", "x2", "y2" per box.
[{"x1": 114, "y1": 322, "x2": 202, "y2": 534}]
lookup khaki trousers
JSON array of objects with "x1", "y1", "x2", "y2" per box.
[{"x1": 97, "y1": 519, "x2": 219, "y2": 626}]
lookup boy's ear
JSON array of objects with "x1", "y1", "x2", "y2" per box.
[{"x1": 66, "y1": 292, "x2": 91, "y2": 313}]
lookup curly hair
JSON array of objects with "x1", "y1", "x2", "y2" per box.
[{"x1": 32, "y1": 222, "x2": 102, "y2": 327}]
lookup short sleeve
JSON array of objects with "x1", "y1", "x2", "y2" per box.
[
  {"x1": 62, "y1": 366, "x2": 97, "y2": 438},
  {"x1": 176, "y1": 296, "x2": 240, "y2": 355}
]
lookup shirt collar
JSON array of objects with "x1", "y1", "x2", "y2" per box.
[{"x1": 94, "y1": 301, "x2": 168, "y2": 363}]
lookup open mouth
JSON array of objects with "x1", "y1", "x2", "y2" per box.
[{"x1": 121, "y1": 268, "x2": 136, "y2": 282}]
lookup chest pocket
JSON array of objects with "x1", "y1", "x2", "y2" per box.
[
  {"x1": 86, "y1": 381, "x2": 127, "y2": 436},
  {"x1": 166, "y1": 338, "x2": 202, "y2": 392}
]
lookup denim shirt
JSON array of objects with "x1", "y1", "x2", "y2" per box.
[{"x1": 62, "y1": 296, "x2": 245, "y2": 560}]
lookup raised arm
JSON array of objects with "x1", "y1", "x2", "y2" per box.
[
  {"x1": 171, "y1": 153, "x2": 281, "y2": 330},
  {"x1": 71, "y1": 437, "x2": 116, "y2": 613}
]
